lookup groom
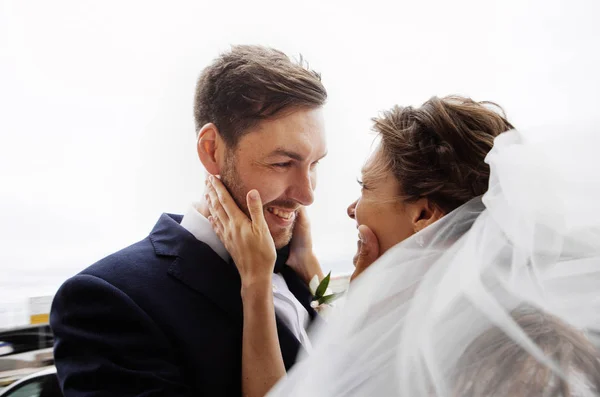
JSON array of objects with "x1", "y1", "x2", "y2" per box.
[{"x1": 50, "y1": 45, "x2": 328, "y2": 396}]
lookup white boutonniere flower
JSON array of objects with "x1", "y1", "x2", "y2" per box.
[{"x1": 309, "y1": 271, "x2": 344, "y2": 314}]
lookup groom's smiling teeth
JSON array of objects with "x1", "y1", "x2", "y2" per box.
[{"x1": 267, "y1": 207, "x2": 294, "y2": 220}]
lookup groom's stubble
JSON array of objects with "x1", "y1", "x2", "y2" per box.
[{"x1": 220, "y1": 150, "x2": 296, "y2": 249}]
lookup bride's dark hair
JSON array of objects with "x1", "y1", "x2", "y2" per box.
[{"x1": 372, "y1": 96, "x2": 514, "y2": 213}]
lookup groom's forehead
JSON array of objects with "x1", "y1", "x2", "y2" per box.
[
  {"x1": 239, "y1": 129, "x2": 326, "y2": 160},
  {"x1": 238, "y1": 107, "x2": 325, "y2": 146},
  {"x1": 240, "y1": 131, "x2": 314, "y2": 154}
]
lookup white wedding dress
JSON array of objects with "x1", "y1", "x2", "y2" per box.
[{"x1": 268, "y1": 124, "x2": 600, "y2": 396}]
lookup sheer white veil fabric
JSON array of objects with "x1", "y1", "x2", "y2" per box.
[{"x1": 268, "y1": 125, "x2": 600, "y2": 396}]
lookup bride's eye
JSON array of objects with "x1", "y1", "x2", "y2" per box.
[{"x1": 356, "y1": 178, "x2": 368, "y2": 190}]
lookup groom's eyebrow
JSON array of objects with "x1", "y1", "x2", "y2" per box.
[
  {"x1": 270, "y1": 149, "x2": 304, "y2": 161},
  {"x1": 268, "y1": 148, "x2": 328, "y2": 162}
]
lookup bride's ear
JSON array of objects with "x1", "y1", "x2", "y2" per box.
[
  {"x1": 411, "y1": 198, "x2": 444, "y2": 233},
  {"x1": 196, "y1": 123, "x2": 222, "y2": 176}
]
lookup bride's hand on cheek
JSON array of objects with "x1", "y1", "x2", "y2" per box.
[
  {"x1": 351, "y1": 225, "x2": 379, "y2": 282},
  {"x1": 205, "y1": 176, "x2": 276, "y2": 288},
  {"x1": 286, "y1": 207, "x2": 324, "y2": 285}
]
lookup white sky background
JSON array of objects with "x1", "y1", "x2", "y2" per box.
[{"x1": 1, "y1": 0, "x2": 599, "y2": 303}]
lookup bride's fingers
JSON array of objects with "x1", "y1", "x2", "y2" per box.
[
  {"x1": 208, "y1": 176, "x2": 246, "y2": 220},
  {"x1": 246, "y1": 190, "x2": 268, "y2": 231},
  {"x1": 208, "y1": 215, "x2": 226, "y2": 244},
  {"x1": 351, "y1": 225, "x2": 380, "y2": 282},
  {"x1": 294, "y1": 206, "x2": 310, "y2": 229},
  {"x1": 206, "y1": 184, "x2": 230, "y2": 225},
  {"x1": 291, "y1": 206, "x2": 311, "y2": 243}
]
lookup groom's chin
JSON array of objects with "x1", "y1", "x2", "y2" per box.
[
  {"x1": 270, "y1": 226, "x2": 294, "y2": 249},
  {"x1": 264, "y1": 211, "x2": 295, "y2": 248}
]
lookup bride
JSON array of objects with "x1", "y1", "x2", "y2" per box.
[{"x1": 205, "y1": 96, "x2": 600, "y2": 396}]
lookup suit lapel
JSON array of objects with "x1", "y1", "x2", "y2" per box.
[
  {"x1": 274, "y1": 245, "x2": 318, "y2": 321},
  {"x1": 149, "y1": 213, "x2": 315, "y2": 363},
  {"x1": 272, "y1": 317, "x2": 300, "y2": 370},
  {"x1": 279, "y1": 265, "x2": 318, "y2": 321},
  {"x1": 150, "y1": 213, "x2": 243, "y2": 324}
]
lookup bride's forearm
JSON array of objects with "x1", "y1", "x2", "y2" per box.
[
  {"x1": 289, "y1": 252, "x2": 324, "y2": 286},
  {"x1": 240, "y1": 279, "x2": 286, "y2": 397},
  {"x1": 305, "y1": 253, "x2": 324, "y2": 284}
]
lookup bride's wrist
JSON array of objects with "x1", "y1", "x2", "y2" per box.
[
  {"x1": 304, "y1": 253, "x2": 324, "y2": 285},
  {"x1": 240, "y1": 276, "x2": 273, "y2": 301}
]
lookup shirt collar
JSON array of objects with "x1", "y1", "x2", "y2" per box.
[{"x1": 180, "y1": 202, "x2": 230, "y2": 263}]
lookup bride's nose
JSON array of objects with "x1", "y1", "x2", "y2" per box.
[{"x1": 347, "y1": 200, "x2": 357, "y2": 219}]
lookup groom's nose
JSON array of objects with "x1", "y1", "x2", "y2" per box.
[
  {"x1": 287, "y1": 171, "x2": 315, "y2": 206},
  {"x1": 347, "y1": 200, "x2": 357, "y2": 219}
]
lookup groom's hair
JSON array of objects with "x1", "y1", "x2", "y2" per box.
[
  {"x1": 194, "y1": 45, "x2": 327, "y2": 147},
  {"x1": 371, "y1": 95, "x2": 514, "y2": 214}
]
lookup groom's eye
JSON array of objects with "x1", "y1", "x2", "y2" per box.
[{"x1": 272, "y1": 162, "x2": 292, "y2": 168}]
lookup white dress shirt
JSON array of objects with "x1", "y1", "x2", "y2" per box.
[{"x1": 180, "y1": 204, "x2": 312, "y2": 351}]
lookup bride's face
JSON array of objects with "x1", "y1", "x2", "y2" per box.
[{"x1": 347, "y1": 148, "x2": 420, "y2": 261}]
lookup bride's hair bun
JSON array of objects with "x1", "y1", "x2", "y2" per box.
[{"x1": 372, "y1": 95, "x2": 514, "y2": 213}]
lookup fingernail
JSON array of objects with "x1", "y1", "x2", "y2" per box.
[
  {"x1": 209, "y1": 175, "x2": 214, "y2": 183},
  {"x1": 249, "y1": 190, "x2": 258, "y2": 200},
  {"x1": 359, "y1": 232, "x2": 367, "y2": 243}
]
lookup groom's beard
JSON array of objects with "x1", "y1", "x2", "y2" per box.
[{"x1": 220, "y1": 156, "x2": 295, "y2": 249}]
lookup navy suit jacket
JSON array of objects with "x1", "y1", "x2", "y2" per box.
[{"x1": 50, "y1": 213, "x2": 316, "y2": 396}]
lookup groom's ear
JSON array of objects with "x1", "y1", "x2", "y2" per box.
[
  {"x1": 196, "y1": 123, "x2": 222, "y2": 175},
  {"x1": 411, "y1": 198, "x2": 444, "y2": 233}
]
